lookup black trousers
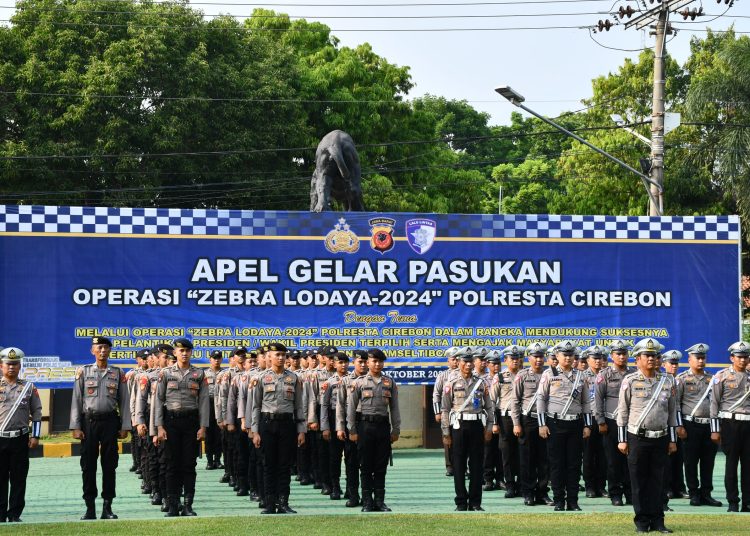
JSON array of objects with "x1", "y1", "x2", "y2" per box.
[
  {"x1": 682, "y1": 421, "x2": 717, "y2": 496},
  {"x1": 519, "y1": 415, "x2": 549, "y2": 498},
  {"x1": 80, "y1": 415, "x2": 119, "y2": 501},
  {"x1": 357, "y1": 420, "x2": 391, "y2": 492},
  {"x1": 444, "y1": 442, "x2": 453, "y2": 472},
  {"x1": 224, "y1": 428, "x2": 236, "y2": 480},
  {"x1": 131, "y1": 433, "x2": 140, "y2": 469},
  {"x1": 307, "y1": 430, "x2": 320, "y2": 483},
  {"x1": 327, "y1": 412, "x2": 345, "y2": 489},
  {"x1": 603, "y1": 418, "x2": 631, "y2": 499},
  {"x1": 297, "y1": 432, "x2": 312, "y2": 481},
  {"x1": 0, "y1": 435, "x2": 30, "y2": 520},
  {"x1": 663, "y1": 438, "x2": 685, "y2": 498},
  {"x1": 627, "y1": 434, "x2": 668, "y2": 530},
  {"x1": 583, "y1": 423, "x2": 606, "y2": 492},
  {"x1": 498, "y1": 415, "x2": 519, "y2": 487},
  {"x1": 344, "y1": 436, "x2": 360, "y2": 498},
  {"x1": 547, "y1": 418, "x2": 583, "y2": 504},
  {"x1": 483, "y1": 433, "x2": 501, "y2": 483},
  {"x1": 260, "y1": 418, "x2": 296, "y2": 499},
  {"x1": 139, "y1": 435, "x2": 151, "y2": 489},
  {"x1": 451, "y1": 420, "x2": 484, "y2": 507},
  {"x1": 205, "y1": 401, "x2": 221, "y2": 463},
  {"x1": 253, "y1": 443, "x2": 265, "y2": 499},
  {"x1": 146, "y1": 437, "x2": 161, "y2": 494},
  {"x1": 164, "y1": 413, "x2": 200, "y2": 497},
  {"x1": 721, "y1": 419, "x2": 750, "y2": 506},
  {"x1": 234, "y1": 428, "x2": 250, "y2": 487},
  {"x1": 317, "y1": 430, "x2": 331, "y2": 488},
  {"x1": 220, "y1": 428, "x2": 231, "y2": 476}
]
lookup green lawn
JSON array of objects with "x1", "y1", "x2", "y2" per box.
[{"x1": 2, "y1": 513, "x2": 745, "y2": 535}]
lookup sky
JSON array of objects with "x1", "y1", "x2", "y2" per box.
[{"x1": 183, "y1": 0, "x2": 749, "y2": 125}]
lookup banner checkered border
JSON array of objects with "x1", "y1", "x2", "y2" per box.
[{"x1": 0, "y1": 205, "x2": 740, "y2": 241}]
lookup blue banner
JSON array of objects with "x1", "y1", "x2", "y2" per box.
[{"x1": 0, "y1": 205, "x2": 741, "y2": 388}]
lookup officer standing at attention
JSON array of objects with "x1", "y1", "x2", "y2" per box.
[
  {"x1": 204, "y1": 350, "x2": 223, "y2": 470},
  {"x1": 582, "y1": 345, "x2": 607, "y2": 498},
  {"x1": 710, "y1": 341, "x2": 750, "y2": 512},
  {"x1": 661, "y1": 350, "x2": 686, "y2": 507},
  {"x1": 0, "y1": 348, "x2": 42, "y2": 523},
  {"x1": 126, "y1": 351, "x2": 148, "y2": 475},
  {"x1": 496, "y1": 344, "x2": 523, "y2": 498},
  {"x1": 617, "y1": 338, "x2": 677, "y2": 534},
  {"x1": 70, "y1": 336, "x2": 130, "y2": 521},
  {"x1": 347, "y1": 348, "x2": 400, "y2": 512},
  {"x1": 511, "y1": 342, "x2": 552, "y2": 506},
  {"x1": 321, "y1": 352, "x2": 350, "y2": 501},
  {"x1": 676, "y1": 343, "x2": 721, "y2": 507},
  {"x1": 249, "y1": 342, "x2": 306, "y2": 515},
  {"x1": 483, "y1": 351, "x2": 503, "y2": 492},
  {"x1": 537, "y1": 339, "x2": 592, "y2": 511},
  {"x1": 594, "y1": 339, "x2": 634, "y2": 506},
  {"x1": 154, "y1": 338, "x2": 209, "y2": 517},
  {"x1": 442, "y1": 348, "x2": 494, "y2": 511},
  {"x1": 433, "y1": 347, "x2": 459, "y2": 477}
]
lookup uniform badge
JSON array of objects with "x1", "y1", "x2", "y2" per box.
[{"x1": 324, "y1": 218, "x2": 360, "y2": 254}]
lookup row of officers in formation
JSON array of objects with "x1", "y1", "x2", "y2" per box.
[{"x1": 0, "y1": 337, "x2": 748, "y2": 532}]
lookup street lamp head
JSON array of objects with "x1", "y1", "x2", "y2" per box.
[{"x1": 494, "y1": 86, "x2": 525, "y2": 106}]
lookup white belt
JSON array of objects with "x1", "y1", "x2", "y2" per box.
[
  {"x1": 524, "y1": 411, "x2": 538, "y2": 418},
  {"x1": 683, "y1": 415, "x2": 710, "y2": 424},
  {"x1": 547, "y1": 413, "x2": 580, "y2": 422},
  {"x1": 627, "y1": 425, "x2": 667, "y2": 438},
  {"x1": 0, "y1": 427, "x2": 29, "y2": 438},
  {"x1": 500, "y1": 409, "x2": 512, "y2": 417},
  {"x1": 605, "y1": 412, "x2": 617, "y2": 420},
  {"x1": 719, "y1": 411, "x2": 750, "y2": 421},
  {"x1": 458, "y1": 413, "x2": 483, "y2": 421}
]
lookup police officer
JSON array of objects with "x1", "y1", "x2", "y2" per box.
[
  {"x1": 69, "y1": 336, "x2": 130, "y2": 520},
  {"x1": 217, "y1": 347, "x2": 246, "y2": 489},
  {"x1": 582, "y1": 345, "x2": 607, "y2": 498},
  {"x1": 433, "y1": 347, "x2": 459, "y2": 477},
  {"x1": 347, "y1": 348, "x2": 400, "y2": 512},
  {"x1": 661, "y1": 350, "x2": 686, "y2": 508},
  {"x1": 511, "y1": 342, "x2": 552, "y2": 506},
  {"x1": 442, "y1": 348, "x2": 494, "y2": 511},
  {"x1": 537, "y1": 339, "x2": 592, "y2": 511},
  {"x1": 483, "y1": 350, "x2": 503, "y2": 491},
  {"x1": 247, "y1": 348, "x2": 267, "y2": 506},
  {"x1": 126, "y1": 350, "x2": 148, "y2": 475},
  {"x1": 710, "y1": 341, "x2": 750, "y2": 512},
  {"x1": 336, "y1": 349, "x2": 368, "y2": 507},
  {"x1": 297, "y1": 349, "x2": 317, "y2": 486},
  {"x1": 154, "y1": 338, "x2": 210, "y2": 517},
  {"x1": 0, "y1": 348, "x2": 42, "y2": 523},
  {"x1": 204, "y1": 350, "x2": 223, "y2": 470},
  {"x1": 617, "y1": 338, "x2": 677, "y2": 534},
  {"x1": 676, "y1": 343, "x2": 721, "y2": 507},
  {"x1": 496, "y1": 344, "x2": 523, "y2": 498},
  {"x1": 309, "y1": 345, "x2": 336, "y2": 495},
  {"x1": 321, "y1": 352, "x2": 350, "y2": 501},
  {"x1": 249, "y1": 342, "x2": 306, "y2": 514},
  {"x1": 225, "y1": 351, "x2": 251, "y2": 497}
]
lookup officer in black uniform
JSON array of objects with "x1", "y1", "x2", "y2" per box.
[
  {"x1": 0, "y1": 347, "x2": 43, "y2": 523},
  {"x1": 69, "y1": 336, "x2": 131, "y2": 520},
  {"x1": 154, "y1": 338, "x2": 210, "y2": 517}
]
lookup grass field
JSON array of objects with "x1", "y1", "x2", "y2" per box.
[{"x1": 1, "y1": 513, "x2": 745, "y2": 536}]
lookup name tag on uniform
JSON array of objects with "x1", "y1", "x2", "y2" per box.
[
  {"x1": 167, "y1": 381, "x2": 179, "y2": 390},
  {"x1": 363, "y1": 389, "x2": 374, "y2": 398},
  {"x1": 284, "y1": 388, "x2": 295, "y2": 400},
  {"x1": 265, "y1": 385, "x2": 276, "y2": 393}
]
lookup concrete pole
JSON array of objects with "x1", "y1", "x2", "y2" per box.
[{"x1": 650, "y1": 8, "x2": 668, "y2": 216}]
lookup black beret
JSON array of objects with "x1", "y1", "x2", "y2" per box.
[
  {"x1": 233, "y1": 347, "x2": 248, "y2": 356},
  {"x1": 321, "y1": 345, "x2": 338, "y2": 357},
  {"x1": 155, "y1": 343, "x2": 174, "y2": 355},
  {"x1": 92, "y1": 336, "x2": 112, "y2": 347},
  {"x1": 136, "y1": 349, "x2": 150, "y2": 359},
  {"x1": 304, "y1": 349, "x2": 316, "y2": 357},
  {"x1": 267, "y1": 342, "x2": 287, "y2": 353},
  {"x1": 209, "y1": 350, "x2": 223, "y2": 359},
  {"x1": 290, "y1": 349, "x2": 302, "y2": 358},
  {"x1": 334, "y1": 352, "x2": 350, "y2": 362},
  {"x1": 367, "y1": 348, "x2": 387, "y2": 361},
  {"x1": 352, "y1": 350, "x2": 368, "y2": 360},
  {"x1": 317, "y1": 344, "x2": 327, "y2": 355},
  {"x1": 173, "y1": 338, "x2": 194, "y2": 349},
  {"x1": 247, "y1": 352, "x2": 258, "y2": 359}
]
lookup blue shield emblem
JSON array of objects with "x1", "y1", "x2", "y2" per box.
[{"x1": 405, "y1": 218, "x2": 436, "y2": 254}]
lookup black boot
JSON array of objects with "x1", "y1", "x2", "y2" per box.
[
  {"x1": 151, "y1": 491, "x2": 163, "y2": 506},
  {"x1": 164, "y1": 496, "x2": 180, "y2": 517},
  {"x1": 100, "y1": 500, "x2": 118, "y2": 520},
  {"x1": 361, "y1": 490, "x2": 374, "y2": 512},
  {"x1": 261, "y1": 495, "x2": 277, "y2": 514},
  {"x1": 277, "y1": 496, "x2": 297, "y2": 514},
  {"x1": 181, "y1": 495, "x2": 197, "y2": 516},
  {"x1": 346, "y1": 492, "x2": 361, "y2": 507},
  {"x1": 374, "y1": 489, "x2": 391, "y2": 512},
  {"x1": 81, "y1": 499, "x2": 96, "y2": 520},
  {"x1": 236, "y1": 478, "x2": 249, "y2": 497},
  {"x1": 220, "y1": 473, "x2": 230, "y2": 484},
  {"x1": 330, "y1": 484, "x2": 342, "y2": 500},
  {"x1": 700, "y1": 494, "x2": 722, "y2": 507}
]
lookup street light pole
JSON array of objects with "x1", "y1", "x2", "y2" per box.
[{"x1": 495, "y1": 86, "x2": 663, "y2": 216}]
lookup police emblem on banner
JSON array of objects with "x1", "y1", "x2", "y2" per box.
[
  {"x1": 405, "y1": 218, "x2": 436, "y2": 254},
  {"x1": 369, "y1": 217, "x2": 395, "y2": 254},
  {"x1": 324, "y1": 217, "x2": 359, "y2": 254}
]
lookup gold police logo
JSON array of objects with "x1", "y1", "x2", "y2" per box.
[
  {"x1": 324, "y1": 218, "x2": 359, "y2": 254},
  {"x1": 646, "y1": 339, "x2": 655, "y2": 350},
  {"x1": 8, "y1": 349, "x2": 16, "y2": 359},
  {"x1": 369, "y1": 217, "x2": 395, "y2": 254}
]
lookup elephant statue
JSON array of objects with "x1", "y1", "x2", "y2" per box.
[{"x1": 310, "y1": 130, "x2": 365, "y2": 212}]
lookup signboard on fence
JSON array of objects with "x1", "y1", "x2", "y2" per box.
[{"x1": 0, "y1": 205, "x2": 741, "y2": 388}]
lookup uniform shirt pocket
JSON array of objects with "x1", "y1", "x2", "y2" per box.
[
  {"x1": 167, "y1": 381, "x2": 179, "y2": 390},
  {"x1": 284, "y1": 387, "x2": 295, "y2": 400}
]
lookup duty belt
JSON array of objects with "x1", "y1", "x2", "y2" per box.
[
  {"x1": 499, "y1": 409, "x2": 512, "y2": 417},
  {"x1": 457, "y1": 413, "x2": 483, "y2": 421},
  {"x1": 359, "y1": 415, "x2": 390, "y2": 424},
  {"x1": 86, "y1": 411, "x2": 117, "y2": 421},
  {"x1": 524, "y1": 411, "x2": 539, "y2": 418},
  {"x1": 547, "y1": 413, "x2": 580, "y2": 421},
  {"x1": 0, "y1": 426, "x2": 29, "y2": 438},
  {"x1": 261, "y1": 412, "x2": 293, "y2": 421},
  {"x1": 683, "y1": 415, "x2": 710, "y2": 424},
  {"x1": 718, "y1": 411, "x2": 750, "y2": 422},
  {"x1": 627, "y1": 426, "x2": 668, "y2": 438},
  {"x1": 166, "y1": 409, "x2": 198, "y2": 418}
]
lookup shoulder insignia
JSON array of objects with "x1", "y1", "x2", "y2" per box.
[
  {"x1": 251, "y1": 378, "x2": 258, "y2": 387},
  {"x1": 75, "y1": 367, "x2": 83, "y2": 380}
]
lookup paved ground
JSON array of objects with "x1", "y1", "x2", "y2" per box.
[{"x1": 18, "y1": 449, "x2": 736, "y2": 523}]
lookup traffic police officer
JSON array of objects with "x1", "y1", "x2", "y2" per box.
[
  {"x1": 710, "y1": 341, "x2": 750, "y2": 512},
  {"x1": 582, "y1": 345, "x2": 607, "y2": 498},
  {"x1": 511, "y1": 342, "x2": 552, "y2": 506},
  {"x1": 442, "y1": 348, "x2": 494, "y2": 511},
  {"x1": 347, "y1": 348, "x2": 400, "y2": 512},
  {"x1": 594, "y1": 339, "x2": 634, "y2": 506},
  {"x1": 69, "y1": 336, "x2": 130, "y2": 520},
  {"x1": 433, "y1": 347, "x2": 459, "y2": 477},
  {"x1": 204, "y1": 349, "x2": 223, "y2": 470},
  {"x1": 617, "y1": 338, "x2": 677, "y2": 534},
  {"x1": 676, "y1": 343, "x2": 721, "y2": 507},
  {"x1": 249, "y1": 342, "x2": 306, "y2": 514},
  {"x1": 661, "y1": 350, "x2": 686, "y2": 506},
  {"x1": 483, "y1": 350, "x2": 503, "y2": 491},
  {"x1": 154, "y1": 338, "x2": 210, "y2": 517},
  {"x1": 0, "y1": 347, "x2": 42, "y2": 523},
  {"x1": 496, "y1": 344, "x2": 523, "y2": 498},
  {"x1": 536, "y1": 339, "x2": 592, "y2": 511}
]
